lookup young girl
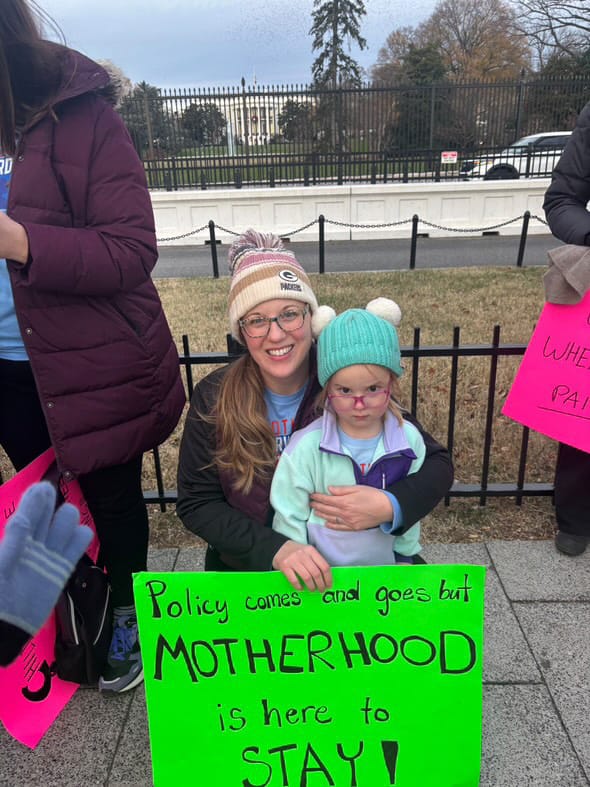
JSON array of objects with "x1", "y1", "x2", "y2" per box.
[{"x1": 271, "y1": 299, "x2": 426, "y2": 566}]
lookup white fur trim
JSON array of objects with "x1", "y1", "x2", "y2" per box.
[
  {"x1": 366, "y1": 297, "x2": 402, "y2": 327},
  {"x1": 312, "y1": 305, "x2": 337, "y2": 338}
]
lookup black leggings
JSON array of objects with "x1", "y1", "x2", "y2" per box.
[
  {"x1": 0, "y1": 359, "x2": 148, "y2": 606},
  {"x1": 554, "y1": 442, "x2": 590, "y2": 538}
]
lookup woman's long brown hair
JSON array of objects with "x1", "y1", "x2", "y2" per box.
[
  {"x1": 0, "y1": 0, "x2": 63, "y2": 154},
  {"x1": 212, "y1": 354, "x2": 277, "y2": 494}
]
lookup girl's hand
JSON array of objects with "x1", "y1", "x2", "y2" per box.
[
  {"x1": 0, "y1": 213, "x2": 29, "y2": 264},
  {"x1": 272, "y1": 540, "x2": 332, "y2": 592},
  {"x1": 311, "y1": 486, "x2": 394, "y2": 531}
]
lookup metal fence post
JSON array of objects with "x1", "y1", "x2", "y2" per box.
[
  {"x1": 151, "y1": 448, "x2": 166, "y2": 512},
  {"x1": 525, "y1": 143, "x2": 533, "y2": 177},
  {"x1": 208, "y1": 220, "x2": 219, "y2": 278},
  {"x1": 409, "y1": 214, "x2": 419, "y2": 270},
  {"x1": 480, "y1": 325, "x2": 501, "y2": 505},
  {"x1": 516, "y1": 211, "x2": 530, "y2": 268},
  {"x1": 410, "y1": 327, "x2": 420, "y2": 417},
  {"x1": 445, "y1": 326, "x2": 461, "y2": 505},
  {"x1": 403, "y1": 158, "x2": 409, "y2": 184},
  {"x1": 318, "y1": 214, "x2": 325, "y2": 274},
  {"x1": 514, "y1": 69, "x2": 526, "y2": 142},
  {"x1": 181, "y1": 334, "x2": 194, "y2": 400}
]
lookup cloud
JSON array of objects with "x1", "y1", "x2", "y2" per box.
[{"x1": 41, "y1": 0, "x2": 435, "y2": 88}]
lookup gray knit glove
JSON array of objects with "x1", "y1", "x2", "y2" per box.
[{"x1": 0, "y1": 481, "x2": 93, "y2": 635}]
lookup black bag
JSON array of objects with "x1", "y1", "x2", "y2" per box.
[{"x1": 53, "y1": 554, "x2": 112, "y2": 685}]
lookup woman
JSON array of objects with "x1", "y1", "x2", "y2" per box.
[
  {"x1": 0, "y1": 1, "x2": 185, "y2": 691},
  {"x1": 543, "y1": 101, "x2": 590, "y2": 557},
  {"x1": 177, "y1": 230, "x2": 453, "y2": 590}
]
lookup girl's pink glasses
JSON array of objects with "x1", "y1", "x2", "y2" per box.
[{"x1": 328, "y1": 386, "x2": 391, "y2": 410}]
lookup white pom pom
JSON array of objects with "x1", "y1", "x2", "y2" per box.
[
  {"x1": 312, "y1": 305, "x2": 337, "y2": 338},
  {"x1": 366, "y1": 297, "x2": 402, "y2": 327}
]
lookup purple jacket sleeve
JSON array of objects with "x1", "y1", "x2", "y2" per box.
[{"x1": 19, "y1": 101, "x2": 157, "y2": 296}]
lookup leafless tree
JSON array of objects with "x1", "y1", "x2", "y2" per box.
[{"x1": 513, "y1": 0, "x2": 590, "y2": 66}]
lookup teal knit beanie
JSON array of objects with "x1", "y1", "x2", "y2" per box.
[{"x1": 315, "y1": 299, "x2": 403, "y2": 387}]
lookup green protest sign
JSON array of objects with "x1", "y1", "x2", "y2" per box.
[{"x1": 134, "y1": 564, "x2": 486, "y2": 787}]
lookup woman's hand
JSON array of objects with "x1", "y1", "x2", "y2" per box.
[
  {"x1": 272, "y1": 540, "x2": 332, "y2": 592},
  {"x1": 0, "y1": 213, "x2": 28, "y2": 264},
  {"x1": 311, "y1": 486, "x2": 394, "y2": 531}
]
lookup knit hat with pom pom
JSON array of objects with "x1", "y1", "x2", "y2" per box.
[
  {"x1": 315, "y1": 298, "x2": 403, "y2": 386},
  {"x1": 227, "y1": 229, "x2": 318, "y2": 341}
]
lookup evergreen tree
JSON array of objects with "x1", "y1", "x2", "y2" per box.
[
  {"x1": 310, "y1": 0, "x2": 367, "y2": 88},
  {"x1": 277, "y1": 100, "x2": 314, "y2": 142},
  {"x1": 118, "y1": 82, "x2": 173, "y2": 157},
  {"x1": 182, "y1": 102, "x2": 227, "y2": 146}
]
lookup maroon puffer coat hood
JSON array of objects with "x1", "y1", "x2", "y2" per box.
[{"x1": 6, "y1": 47, "x2": 185, "y2": 477}]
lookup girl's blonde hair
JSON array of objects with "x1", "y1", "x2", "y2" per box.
[{"x1": 317, "y1": 368, "x2": 405, "y2": 426}]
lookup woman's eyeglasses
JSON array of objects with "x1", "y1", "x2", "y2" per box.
[
  {"x1": 239, "y1": 304, "x2": 310, "y2": 338},
  {"x1": 328, "y1": 387, "x2": 391, "y2": 410}
]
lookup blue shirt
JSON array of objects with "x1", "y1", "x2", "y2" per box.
[
  {"x1": 0, "y1": 154, "x2": 27, "y2": 361},
  {"x1": 264, "y1": 385, "x2": 306, "y2": 457}
]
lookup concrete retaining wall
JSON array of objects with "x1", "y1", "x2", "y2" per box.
[{"x1": 151, "y1": 178, "x2": 551, "y2": 246}]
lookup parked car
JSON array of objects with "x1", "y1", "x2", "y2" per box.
[{"x1": 460, "y1": 131, "x2": 572, "y2": 180}]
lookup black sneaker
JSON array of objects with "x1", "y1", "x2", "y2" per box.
[
  {"x1": 98, "y1": 609, "x2": 143, "y2": 694},
  {"x1": 555, "y1": 531, "x2": 588, "y2": 556}
]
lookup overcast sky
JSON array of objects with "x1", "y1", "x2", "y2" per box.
[{"x1": 40, "y1": 0, "x2": 437, "y2": 89}]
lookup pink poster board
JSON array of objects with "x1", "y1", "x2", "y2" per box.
[
  {"x1": 503, "y1": 292, "x2": 590, "y2": 453},
  {"x1": 0, "y1": 448, "x2": 98, "y2": 749}
]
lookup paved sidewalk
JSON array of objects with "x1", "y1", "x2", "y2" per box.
[{"x1": 1, "y1": 540, "x2": 588, "y2": 786}]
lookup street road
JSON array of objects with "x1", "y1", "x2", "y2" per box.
[{"x1": 154, "y1": 234, "x2": 560, "y2": 279}]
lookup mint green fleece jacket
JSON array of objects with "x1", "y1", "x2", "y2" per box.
[{"x1": 270, "y1": 410, "x2": 425, "y2": 566}]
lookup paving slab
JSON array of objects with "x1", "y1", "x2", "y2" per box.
[
  {"x1": 108, "y1": 685, "x2": 152, "y2": 786},
  {"x1": 146, "y1": 548, "x2": 178, "y2": 573},
  {"x1": 515, "y1": 601, "x2": 590, "y2": 780},
  {"x1": 422, "y1": 543, "x2": 539, "y2": 682},
  {"x1": 421, "y1": 542, "x2": 491, "y2": 567},
  {"x1": 0, "y1": 688, "x2": 133, "y2": 787},
  {"x1": 482, "y1": 570, "x2": 540, "y2": 683},
  {"x1": 487, "y1": 540, "x2": 590, "y2": 601},
  {"x1": 174, "y1": 545, "x2": 206, "y2": 572},
  {"x1": 481, "y1": 684, "x2": 590, "y2": 787}
]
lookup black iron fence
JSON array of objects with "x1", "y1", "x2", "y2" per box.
[
  {"x1": 144, "y1": 328, "x2": 552, "y2": 510},
  {"x1": 119, "y1": 75, "x2": 589, "y2": 190}
]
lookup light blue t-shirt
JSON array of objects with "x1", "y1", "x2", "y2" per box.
[
  {"x1": 338, "y1": 428, "x2": 381, "y2": 476},
  {"x1": 264, "y1": 385, "x2": 306, "y2": 457},
  {"x1": 0, "y1": 153, "x2": 27, "y2": 361}
]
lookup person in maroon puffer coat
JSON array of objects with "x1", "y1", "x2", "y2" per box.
[{"x1": 0, "y1": 1, "x2": 185, "y2": 692}]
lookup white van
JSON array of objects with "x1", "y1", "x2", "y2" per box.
[{"x1": 461, "y1": 131, "x2": 572, "y2": 180}]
